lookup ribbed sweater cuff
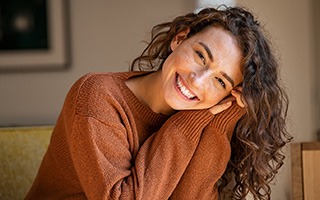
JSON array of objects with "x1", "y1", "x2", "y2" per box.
[
  {"x1": 170, "y1": 110, "x2": 214, "y2": 143},
  {"x1": 209, "y1": 103, "x2": 245, "y2": 133}
]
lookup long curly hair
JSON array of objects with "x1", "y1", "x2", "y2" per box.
[{"x1": 131, "y1": 6, "x2": 292, "y2": 200}]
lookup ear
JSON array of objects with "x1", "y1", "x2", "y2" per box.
[{"x1": 170, "y1": 28, "x2": 190, "y2": 51}]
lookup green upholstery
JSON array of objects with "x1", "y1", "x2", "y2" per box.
[{"x1": 0, "y1": 126, "x2": 53, "y2": 200}]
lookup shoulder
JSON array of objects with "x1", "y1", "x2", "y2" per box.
[
  {"x1": 71, "y1": 71, "x2": 138, "y2": 98},
  {"x1": 75, "y1": 72, "x2": 125, "y2": 90},
  {"x1": 74, "y1": 71, "x2": 149, "y2": 94},
  {"x1": 64, "y1": 73, "x2": 118, "y2": 107},
  {"x1": 67, "y1": 71, "x2": 149, "y2": 120},
  {"x1": 72, "y1": 72, "x2": 127, "y2": 112}
]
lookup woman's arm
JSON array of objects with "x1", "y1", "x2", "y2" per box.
[
  {"x1": 64, "y1": 73, "x2": 219, "y2": 200},
  {"x1": 170, "y1": 103, "x2": 245, "y2": 199},
  {"x1": 42, "y1": 73, "x2": 237, "y2": 200},
  {"x1": 68, "y1": 109, "x2": 214, "y2": 200}
]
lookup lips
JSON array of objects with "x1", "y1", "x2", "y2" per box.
[{"x1": 175, "y1": 73, "x2": 199, "y2": 100}]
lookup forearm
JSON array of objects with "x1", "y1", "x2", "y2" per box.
[
  {"x1": 170, "y1": 103, "x2": 245, "y2": 199},
  {"x1": 70, "y1": 110, "x2": 214, "y2": 200}
]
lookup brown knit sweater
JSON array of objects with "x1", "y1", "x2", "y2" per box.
[{"x1": 25, "y1": 72, "x2": 244, "y2": 200}]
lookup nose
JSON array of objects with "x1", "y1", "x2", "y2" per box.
[{"x1": 188, "y1": 70, "x2": 213, "y2": 89}]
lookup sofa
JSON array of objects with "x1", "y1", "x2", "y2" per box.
[{"x1": 0, "y1": 126, "x2": 53, "y2": 200}]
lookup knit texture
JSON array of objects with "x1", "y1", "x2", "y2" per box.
[{"x1": 25, "y1": 72, "x2": 245, "y2": 200}]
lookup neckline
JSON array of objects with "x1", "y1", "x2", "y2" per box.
[{"x1": 115, "y1": 71, "x2": 169, "y2": 125}]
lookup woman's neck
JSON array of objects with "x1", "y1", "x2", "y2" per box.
[{"x1": 125, "y1": 71, "x2": 175, "y2": 116}]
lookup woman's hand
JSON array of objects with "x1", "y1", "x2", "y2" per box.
[
  {"x1": 209, "y1": 86, "x2": 245, "y2": 115},
  {"x1": 231, "y1": 86, "x2": 245, "y2": 108},
  {"x1": 209, "y1": 96, "x2": 235, "y2": 115}
]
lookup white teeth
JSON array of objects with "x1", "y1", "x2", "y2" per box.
[{"x1": 176, "y1": 75, "x2": 196, "y2": 99}]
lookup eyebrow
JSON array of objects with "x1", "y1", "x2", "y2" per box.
[
  {"x1": 198, "y1": 42, "x2": 213, "y2": 62},
  {"x1": 220, "y1": 71, "x2": 235, "y2": 88}
]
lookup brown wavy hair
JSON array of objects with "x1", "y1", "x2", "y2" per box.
[{"x1": 131, "y1": 6, "x2": 292, "y2": 200}]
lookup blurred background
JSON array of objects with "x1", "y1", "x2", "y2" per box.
[{"x1": 0, "y1": 0, "x2": 319, "y2": 199}]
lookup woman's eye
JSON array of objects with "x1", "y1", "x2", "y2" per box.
[
  {"x1": 215, "y1": 77, "x2": 226, "y2": 89},
  {"x1": 196, "y1": 51, "x2": 205, "y2": 65}
]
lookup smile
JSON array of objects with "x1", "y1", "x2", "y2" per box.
[{"x1": 175, "y1": 73, "x2": 199, "y2": 100}]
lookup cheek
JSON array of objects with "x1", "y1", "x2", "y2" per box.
[
  {"x1": 203, "y1": 88, "x2": 230, "y2": 106},
  {"x1": 165, "y1": 47, "x2": 195, "y2": 70}
]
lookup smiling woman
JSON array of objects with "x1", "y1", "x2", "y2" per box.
[
  {"x1": 153, "y1": 26, "x2": 243, "y2": 113},
  {"x1": 25, "y1": 6, "x2": 291, "y2": 200}
]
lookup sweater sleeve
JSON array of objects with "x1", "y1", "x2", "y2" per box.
[
  {"x1": 69, "y1": 107, "x2": 214, "y2": 200},
  {"x1": 169, "y1": 103, "x2": 245, "y2": 200}
]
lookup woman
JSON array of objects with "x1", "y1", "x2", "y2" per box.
[{"x1": 25, "y1": 6, "x2": 291, "y2": 200}]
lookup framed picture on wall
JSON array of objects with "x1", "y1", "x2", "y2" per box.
[{"x1": 0, "y1": 0, "x2": 70, "y2": 71}]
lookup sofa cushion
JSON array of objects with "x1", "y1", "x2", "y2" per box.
[{"x1": 0, "y1": 126, "x2": 53, "y2": 200}]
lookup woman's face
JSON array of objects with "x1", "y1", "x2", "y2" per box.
[{"x1": 161, "y1": 26, "x2": 243, "y2": 111}]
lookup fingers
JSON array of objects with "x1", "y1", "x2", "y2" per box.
[
  {"x1": 209, "y1": 100, "x2": 232, "y2": 115},
  {"x1": 219, "y1": 95, "x2": 235, "y2": 104},
  {"x1": 231, "y1": 87, "x2": 245, "y2": 107},
  {"x1": 209, "y1": 86, "x2": 245, "y2": 115}
]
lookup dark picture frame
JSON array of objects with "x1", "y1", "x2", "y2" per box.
[{"x1": 0, "y1": 0, "x2": 70, "y2": 71}]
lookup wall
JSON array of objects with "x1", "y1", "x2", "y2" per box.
[
  {"x1": 0, "y1": 0, "x2": 194, "y2": 126},
  {"x1": 0, "y1": 0, "x2": 317, "y2": 199}
]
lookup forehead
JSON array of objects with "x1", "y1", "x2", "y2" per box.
[
  {"x1": 191, "y1": 26, "x2": 242, "y2": 62},
  {"x1": 193, "y1": 26, "x2": 239, "y2": 48}
]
